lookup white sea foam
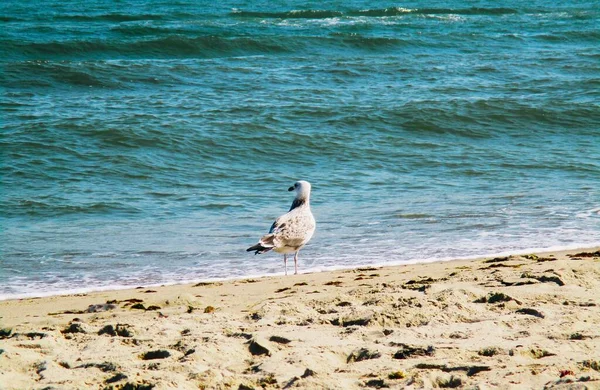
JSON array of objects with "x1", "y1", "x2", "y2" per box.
[{"x1": 2, "y1": 243, "x2": 598, "y2": 302}]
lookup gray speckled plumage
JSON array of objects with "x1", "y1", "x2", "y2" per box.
[{"x1": 247, "y1": 180, "x2": 316, "y2": 275}]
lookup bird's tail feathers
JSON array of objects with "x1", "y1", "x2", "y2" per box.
[
  {"x1": 246, "y1": 244, "x2": 272, "y2": 255},
  {"x1": 247, "y1": 234, "x2": 275, "y2": 255}
]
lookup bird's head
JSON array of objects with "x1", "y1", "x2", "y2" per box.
[{"x1": 288, "y1": 180, "x2": 312, "y2": 199}]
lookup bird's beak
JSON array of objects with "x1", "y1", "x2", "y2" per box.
[{"x1": 288, "y1": 186, "x2": 294, "y2": 191}]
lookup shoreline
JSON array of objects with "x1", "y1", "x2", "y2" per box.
[
  {"x1": 2, "y1": 243, "x2": 600, "y2": 302},
  {"x1": 1, "y1": 247, "x2": 599, "y2": 389}
]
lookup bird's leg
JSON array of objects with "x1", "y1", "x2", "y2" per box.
[
  {"x1": 294, "y1": 251, "x2": 299, "y2": 275},
  {"x1": 284, "y1": 254, "x2": 287, "y2": 276}
]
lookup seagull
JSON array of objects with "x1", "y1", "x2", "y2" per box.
[{"x1": 247, "y1": 180, "x2": 316, "y2": 275}]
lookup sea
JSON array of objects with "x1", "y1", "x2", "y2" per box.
[{"x1": 1, "y1": 0, "x2": 599, "y2": 300}]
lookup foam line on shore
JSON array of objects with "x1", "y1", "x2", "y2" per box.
[{"x1": 2, "y1": 243, "x2": 598, "y2": 302}]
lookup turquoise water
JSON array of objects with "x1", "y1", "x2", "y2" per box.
[{"x1": 1, "y1": 0, "x2": 599, "y2": 299}]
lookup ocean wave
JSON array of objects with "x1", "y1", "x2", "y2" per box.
[
  {"x1": 5, "y1": 21, "x2": 595, "y2": 64},
  {"x1": 2, "y1": 33, "x2": 410, "y2": 68},
  {"x1": 3, "y1": 60, "x2": 191, "y2": 89},
  {"x1": 2, "y1": 61, "x2": 115, "y2": 88},
  {"x1": 232, "y1": 7, "x2": 520, "y2": 19},
  {"x1": 534, "y1": 30, "x2": 600, "y2": 42},
  {"x1": 110, "y1": 24, "x2": 191, "y2": 36},
  {"x1": 2, "y1": 35, "x2": 293, "y2": 61},
  {"x1": 410, "y1": 7, "x2": 518, "y2": 16},
  {"x1": 232, "y1": 9, "x2": 343, "y2": 19},
  {"x1": 53, "y1": 13, "x2": 166, "y2": 22},
  {"x1": 330, "y1": 34, "x2": 408, "y2": 50},
  {"x1": 0, "y1": 15, "x2": 24, "y2": 22},
  {"x1": 351, "y1": 7, "x2": 519, "y2": 17},
  {"x1": 4, "y1": 200, "x2": 143, "y2": 217}
]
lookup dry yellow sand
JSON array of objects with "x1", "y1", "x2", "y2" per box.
[{"x1": 1, "y1": 248, "x2": 599, "y2": 390}]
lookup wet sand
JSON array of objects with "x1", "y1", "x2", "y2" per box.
[{"x1": 1, "y1": 248, "x2": 599, "y2": 389}]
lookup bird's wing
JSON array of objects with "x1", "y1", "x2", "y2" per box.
[
  {"x1": 268, "y1": 213, "x2": 288, "y2": 234},
  {"x1": 269, "y1": 210, "x2": 314, "y2": 247}
]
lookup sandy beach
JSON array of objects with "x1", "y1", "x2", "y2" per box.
[{"x1": 1, "y1": 248, "x2": 599, "y2": 389}]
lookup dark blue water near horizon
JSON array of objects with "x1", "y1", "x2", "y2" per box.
[{"x1": 1, "y1": 0, "x2": 599, "y2": 299}]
